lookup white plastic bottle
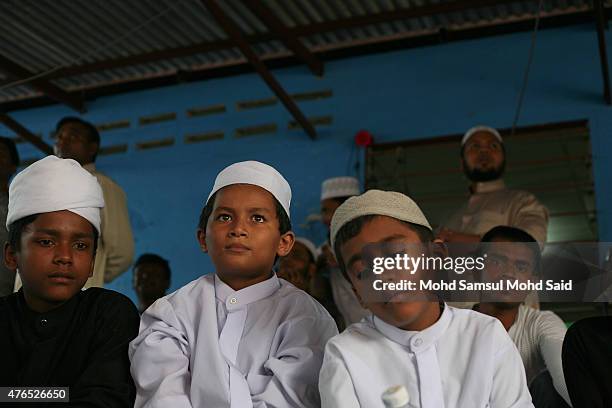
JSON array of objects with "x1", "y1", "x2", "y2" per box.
[{"x1": 381, "y1": 385, "x2": 410, "y2": 408}]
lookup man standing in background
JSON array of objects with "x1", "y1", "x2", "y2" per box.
[
  {"x1": 438, "y1": 125, "x2": 548, "y2": 309},
  {"x1": 439, "y1": 125, "x2": 548, "y2": 244},
  {"x1": 53, "y1": 116, "x2": 134, "y2": 287},
  {"x1": 0, "y1": 136, "x2": 18, "y2": 296}
]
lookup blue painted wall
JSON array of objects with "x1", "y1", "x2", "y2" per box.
[{"x1": 2, "y1": 24, "x2": 611, "y2": 303}]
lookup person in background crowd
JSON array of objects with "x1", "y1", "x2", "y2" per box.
[
  {"x1": 562, "y1": 316, "x2": 612, "y2": 408},
  {"x1": 438, "y1": 125, "x2": 548, "y2": 309},
  {"x1": 278, "y1": 236, "x2": 342, "y2": 328},
  {"x1": 474, "y1": 226, "x2": 571, "y2": 407},
  {"x1": 439, "y1": 125, "x2": 548, "y2": 244},
  {"x1": 318, "y1": 176, "x2": 368, "y2": 328},
  {"x1": 53, "y1": 116, "x2": 134, "y2": 287},
  {"x1": 0, "y1": 136, "x2": 19, "y2": 296},
  {"x1": 132, "y1": 253, "x2": 171, "y2": 314}
]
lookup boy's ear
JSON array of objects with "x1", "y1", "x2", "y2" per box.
[
  {"x1": 276, "y1": 232, "x2": 295, "y2": 257},
  {"x1": 196, "y1": 229, "x2": 208, "y2": 253},
  {"x1": 349, "y1": 279, "x2": 367, "y2": 308},
  {"x1": 4, "y1": 242, "x2": 17, "y2": 271}
]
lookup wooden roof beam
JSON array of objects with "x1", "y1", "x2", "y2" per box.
[
  {"x1": 594, "y1": 0, "x2": 611, "y2": 104},
  {"x1": 0, "y1": 112, "x2": 53, "y2": 155},
  {"x1": 0, "y1": 54, "x2": 85, "y2": 113},
  {"x1": 242, "y1": 0, "x2": 323, "y2": 76},
  {"x1": 201, "y1": 0, "x2": 317, "y2": 140}
]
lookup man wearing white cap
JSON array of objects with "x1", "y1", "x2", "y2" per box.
[
  {"x1": 319, "y1": 176, "x2": 369, "y2": 328},
  {"x1": 0, "y1": 156, "x2": 140, "y2": 406},
  {"x1": 439, "y1": 125, "x2": 548, "y2": 245},
  {"x1": 129, "y1": 161, "x2": 338, "y2": 408},
  {"x1": 319, "y1": 189, "x2": 533, "y2": 408}
]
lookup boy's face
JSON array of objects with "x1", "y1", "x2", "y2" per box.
[
  {"x1": 278, "y1": 241, "x2": 314, "y2": 291},
  {"x1": 133, "y1": 262, "x2": 170, "y2": 301},
  {"x1": 481, "y1": 239, "x2": 536, "y2": 305},
  {"x1": 321, "y1": 198, "x2": 342, "y2": 228},
  {"x1": 198, "y1": 184, "x2": 294, "y2": 287},
  {"x1": 4, "y1": 210, "x2": 96, "y2": 313},
  {"x1": 54, "y1": 122, "x2": 97, "y2": 165},
  {"x1": 340, "y1": 215, "x2": 434, "y2": 330}
]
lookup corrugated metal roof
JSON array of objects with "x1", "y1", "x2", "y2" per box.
[{"x1": 0, "y1": 0, "x2": 607, "y2": 106}]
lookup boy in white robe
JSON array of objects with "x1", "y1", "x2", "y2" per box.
[
  {"x1": 129, "y1": 161, "x2": 338, "y2": 408},
  {"x1": 319, "y1": 189, "x2": 534, "y2": 408}
]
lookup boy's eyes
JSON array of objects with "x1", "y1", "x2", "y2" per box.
[
  {"x1": 37, "y1": 239, "x2": 54, "y2": 247},
  {"x1": 215, "y1": 214, "x2": 266, "y2": 223},
  {"x1": 74, "y1": 242, "x2": 89, "y2": 250},
  {"x1": 36, "y1": 239, "x2": 89, "y2": 250}
]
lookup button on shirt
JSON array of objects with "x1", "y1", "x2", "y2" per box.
[{"x1": 319, "y1": 305, "x2": 534, "y2": 408}]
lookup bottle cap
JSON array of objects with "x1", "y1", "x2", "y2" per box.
[{"x1": 381, "y1": 385, "x2": 410, "y2": 407}]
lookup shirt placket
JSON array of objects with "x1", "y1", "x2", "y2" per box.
[
  {"x1": 219, "y1": 297, "x2": 253, "y2": 408},
  {"x1": 413, "y1": 340, "x2": 445, "y2": 408}
]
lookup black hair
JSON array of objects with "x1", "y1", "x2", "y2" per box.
[
  {"x1": 0, "y1": 136, "x2": 20, "y2": 167},
  {"x1": 198, "y1": 190, "x2": 292, "y2": 234},
  {"x1": 480, "y1": 225, "x2": 541, "y2": 274},
  {"x1": 333, "y1": 214, "x2": 434, "y2": 277},
  {"x1": 134, "y1": 253, "x2": 171, "y2": 281},
  {"x1": 56, "y1": 116, "x2": 100, "y2": 160},
  {"x1": 8, "y1": 214, "x2": 99, "y2": 253}
]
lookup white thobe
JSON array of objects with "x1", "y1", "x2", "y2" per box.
[
  {"x1": 130, "y1": 273, "x2": 338, "y2": 408},
  {"x1": 318, "y1": 241, "x2": 369, "y2": 328},
  {"x1": 508, "y1": 305, "x2": 571, "y2": 406},
  {"x1": 444, "y1": 179, "x2": 548, "y2": 244},
  {"x1": 329, "y1": 267, "x2": 370, "y2": 327},
  {"x1": 319, "y1": 305, "x2": 534, "y2": 408}
]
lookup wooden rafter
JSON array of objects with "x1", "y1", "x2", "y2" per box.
[
  {"x1": 594, "y1": 0, "x2": 611, "y2": 105},
  {"x1": 242, "y1": 0, "x2": 323, "y2": 76},
  {"x1": 201, "y1": 0, "x2": 317, "y2": 139},
  {"x1": 0, "y1": 112, "x2": 53, "y2": 155},
  {"x1": 0, "y1": 54, "x2": 85, "y2": 113}
]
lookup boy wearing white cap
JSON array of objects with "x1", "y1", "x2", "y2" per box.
[
  {"x1": 319, "y1": 176, "x2": 369, "y2": 328},
  {"x1": 319, "y1": 189, "x2": 534, "y2": 408},
  {"x1": 129, "y1": 161, "x2": 338, "y2": 408},
  {"x1": 0, "y1": 156, "x2": 139, "y2": 406}
]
